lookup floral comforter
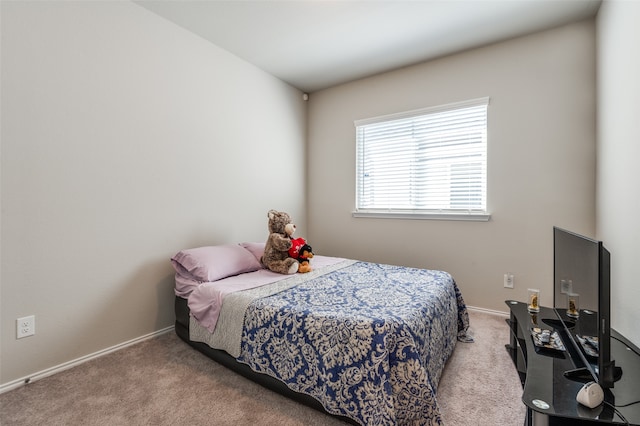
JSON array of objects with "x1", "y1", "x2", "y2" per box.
[{"x1": 237, "y1": 261, "x2": 471, "y2": 426}]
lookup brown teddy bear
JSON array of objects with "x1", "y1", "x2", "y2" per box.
[{"x1": 260, "y1": 209, "x2": 300, "y2": 275}]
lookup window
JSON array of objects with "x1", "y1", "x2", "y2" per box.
[{"x1": 354, "y1": 97, "x2": 490, "y2": 221}]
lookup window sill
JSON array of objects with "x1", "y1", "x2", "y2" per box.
[{"x1": 352, "y1": 210, "x2": 491, "y2": 222}]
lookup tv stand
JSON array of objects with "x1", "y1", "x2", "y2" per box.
[
  {"x1": 505, "y1": 300, "x2": 640, "y2": 425},
  {"x1": 542, "y1": 318, "x2": 575, "y2": 330},
  {"x1": 564, "y1": 367, "x2": 596, "y2": 383}
]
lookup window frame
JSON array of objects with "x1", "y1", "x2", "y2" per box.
[{"x1": 353, "y1": 97, "x2": 491, "y2": 221}]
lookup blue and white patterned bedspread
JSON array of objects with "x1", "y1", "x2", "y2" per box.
[{"x1": 237, "y1": 261, "x2": 470, "y2": 426}]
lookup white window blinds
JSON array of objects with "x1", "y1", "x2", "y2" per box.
[{"x1": 355, "y1": 98, "x2": 489, "y2": 219}]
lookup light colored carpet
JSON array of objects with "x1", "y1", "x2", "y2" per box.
[
  {"x1": 437, "y1": 310, "x2": 526, "y2": 425},
  {"x1": 0, "y1": 310, "x2": 525, "y2": 425}
]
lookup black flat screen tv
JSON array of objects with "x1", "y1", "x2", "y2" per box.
[{"x1": 553, "y1": 226, "x2": 621, "y2": 388}]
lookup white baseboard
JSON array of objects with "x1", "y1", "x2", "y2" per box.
[
  {"x1": 0, "y1": 325, "x2": 174, "y2": 395},
  {"x1": 467, "y1": 305, "x2": 509, "y2": 317}
]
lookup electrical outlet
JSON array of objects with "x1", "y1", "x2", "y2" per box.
[
  {"x1": 17, "y1": 315, "x2": 35, "y2": 339},
  {"x1": 504, "y1": 274, "x2": 514, "y2": 289}
]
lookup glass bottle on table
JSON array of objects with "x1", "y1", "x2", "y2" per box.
[{"x1": 528, "y1": 288, "x2": 540, "y2": 313}]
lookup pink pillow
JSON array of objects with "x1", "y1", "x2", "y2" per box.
[
  {"x1": 240, "y1": 242, "x2": 266, "y2": 263},
  {"x1": 171, "y1": 244, "x2": 262, "y2": 282}
]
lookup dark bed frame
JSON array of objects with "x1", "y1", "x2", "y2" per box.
[{"x1": 174, "y1": 296, "x2": 358, "y2": 425}]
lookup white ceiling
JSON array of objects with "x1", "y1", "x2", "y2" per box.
[{"x1": 135, "y1": 0, "x2": 601, "y2": 93}]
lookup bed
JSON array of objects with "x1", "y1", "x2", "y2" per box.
[{"x1": 172, "y1": 242, "x2": 471, "y2": 426}]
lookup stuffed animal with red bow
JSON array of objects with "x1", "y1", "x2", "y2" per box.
[{"x1": 288, "y1": 237, "x2": 314, "y2": 273}]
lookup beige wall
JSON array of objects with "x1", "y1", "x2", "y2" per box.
[
  {"x1": 597, "y1": 1, "x2": 640, "y2": 348},
  {"x1": 307, "y1": 20, "x2": 597, "y2": 314},
  {"x1": 0, "y1": 1, "x2": 306, "y2": 385}
]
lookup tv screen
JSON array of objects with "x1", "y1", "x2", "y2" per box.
[
  {"x1": 553, "y1": 227, "x2": 618, "y2": 388},
  {"x1": 553, "y1": 228, "x2": 600, "y2": 315}
]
